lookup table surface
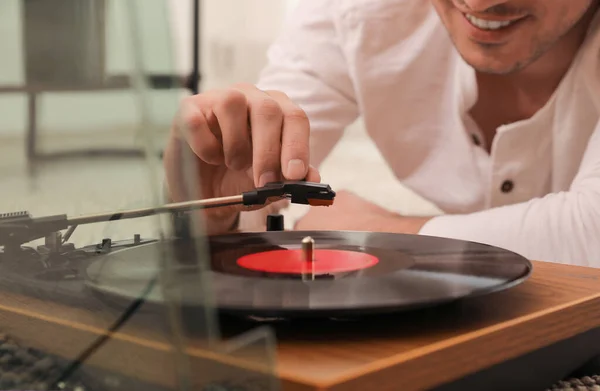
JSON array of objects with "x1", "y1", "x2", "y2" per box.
[{"x1": 0, "y1": 260, "x2": 599, "y2": 391}]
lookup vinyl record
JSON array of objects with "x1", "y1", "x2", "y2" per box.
[{"x1": 83, "y1": 231, "x2": 532, "y2": 318}]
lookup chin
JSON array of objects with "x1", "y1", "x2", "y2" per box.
[
  {"x1": 459, "y1": 53, "x2": 524, "y2": 75},
  {"x1": 453, "y1": 40, "x2": 531, "y2": 75}
]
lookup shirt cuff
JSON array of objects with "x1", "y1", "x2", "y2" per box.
[
  {"x1": 417, "y1": 212, "x2": 531, "y2": 260},
  {"x1": 418, "y1": 214, "x2": 461, "y2": 238},
  {"x1": 417, "y1": 213, "x2": 500, "y2": 247}
]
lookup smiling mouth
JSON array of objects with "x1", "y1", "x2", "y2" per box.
[{"x1": 464, "y1": 13, "x2": 526, "y2": 30}]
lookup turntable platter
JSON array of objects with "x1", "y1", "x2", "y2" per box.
[{"x1": 83, "y1": 231, "x2": 532, "y2": 318}]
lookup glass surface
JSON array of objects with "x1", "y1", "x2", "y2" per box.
[{"x1": 0, "y1": 1, "x2": 279, "y2": 390}]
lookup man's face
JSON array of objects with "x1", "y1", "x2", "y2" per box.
[{"x1": 431, "y1": 0, "x2": 598, "y2": 74}]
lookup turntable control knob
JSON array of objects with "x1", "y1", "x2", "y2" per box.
[
  {"x1": 101, "y1": 238, "x2": 112, "y2": 249},
  {"x1": 44, "y1": 232, "x2": 62, "y2": 253},
  {"x1": 266, "y1": 214, "x2": 284, "y2": 231},
  {"x1": 302, "y1": 236, "x2": 315, "y2": 263}
]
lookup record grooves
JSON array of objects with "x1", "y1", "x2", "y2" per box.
[{"x1": 82, "y1": 231, "x2": 533, "y2": 319}]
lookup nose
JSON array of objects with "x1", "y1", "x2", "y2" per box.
[{"x1": 461, "y1": 0, "x2": 510, "y2": 12}]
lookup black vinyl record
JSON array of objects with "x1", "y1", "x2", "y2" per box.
[{"x1": 83, "y1": 231, "x2": 532, "y2": 318}]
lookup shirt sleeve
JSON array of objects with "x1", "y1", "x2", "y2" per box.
[
  {"x1": 419, "y1": 120, "x2": 600, "y2": 266},
  {"x1": 255, "y1": 0, "x2": 359, "y2": 168}
]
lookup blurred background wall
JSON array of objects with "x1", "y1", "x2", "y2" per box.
[{"x1": 0, "y1": 0, "x2": 298, "y2": 140}]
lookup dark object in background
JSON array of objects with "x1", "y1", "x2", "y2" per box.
[
  {"x1": 15, "y1": 0, "x2": 189, "y2": 170},
  {"x1": 15, "y1": 0, "x2": 196, "y2": 169},
  {"x1": 23, "y1": 0, "x2": 106, "y2": 88}
]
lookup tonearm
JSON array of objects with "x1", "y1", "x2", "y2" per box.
[{"x1": 0, "y1": 181, "x2": 336, "y2": 252}]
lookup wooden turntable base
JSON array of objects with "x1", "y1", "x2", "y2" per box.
[
  {"x1": 270, "y1": 260, "x2": 600, "y2": 390},
  {"x1": 0, "y1": 260, "x2": 598, "y2": 391}
]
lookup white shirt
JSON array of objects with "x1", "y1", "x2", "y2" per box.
[{"x1": 254, "y1": 0, "x2": 600, "y2": 267}]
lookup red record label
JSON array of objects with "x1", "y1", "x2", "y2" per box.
[{"x1": 237, "y1": 249, "x2": 379, "y2": 274}]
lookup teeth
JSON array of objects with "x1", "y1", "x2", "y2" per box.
[{"x1": 465, "y1": 14, "x2": 515, "y2": 30}]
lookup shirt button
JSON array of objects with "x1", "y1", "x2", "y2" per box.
[{"x1": 501, "y1": 180, "x2": 514, "y2": 193}]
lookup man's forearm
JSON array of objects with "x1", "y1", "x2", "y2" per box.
[{"x1": 383, "y1": 215, "x2": 432, "y2": 235}]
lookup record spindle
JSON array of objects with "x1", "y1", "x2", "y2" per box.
[
  {"x1": 302, "y1": 236, "x2": 315, "y2": 263},
  {"x1": 302, "y1": 236, "x2": 315, "y2": 281}
]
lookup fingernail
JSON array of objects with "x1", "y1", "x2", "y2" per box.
[
  {"x1": 287, "y1": 159, "x2": 306, "y2": 179},
  {"x1": 259, "y1": 171, "x2": 277, "y2": 187}
]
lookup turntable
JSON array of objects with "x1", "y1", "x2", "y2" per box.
[
  {"x1": 0, "y1": 181, "x2": 532, "y2": 320},
  {"x1": 0, "y1": 181, "x2": 599, "y2": 391}
]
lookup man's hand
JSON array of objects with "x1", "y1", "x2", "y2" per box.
[
  {"x1": 163, "y1": 83, "x2": 320, "y2": 234},
  {"x1": 294, "y1": 190, "x2": 431, "y2": 234}
]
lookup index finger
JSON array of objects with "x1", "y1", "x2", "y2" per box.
[{"x1": 264, "y1": 90, "x2": 310, "y2": 181}]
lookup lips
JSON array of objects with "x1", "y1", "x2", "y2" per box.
[
  {"x1": 464, "y1": 14, "x2": 519, "y2": 30},
  {"x1": 458, "y1": 10, "x2": 529, "y2": 44}
]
